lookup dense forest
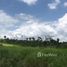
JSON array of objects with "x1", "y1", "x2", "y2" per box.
[{"x1": 0, "y1": 35, "x2": 67, "y2": 48}]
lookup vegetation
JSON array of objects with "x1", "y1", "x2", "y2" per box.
[
  {"x1": 0, "y1": 35, "x2": 67, "y2": 48},
  {"x1": 0, "y1": 36, "x2": 67, "y2": 67},
  {"x1": 0, "y1": 46, "x2": 67, "y2": 67}
]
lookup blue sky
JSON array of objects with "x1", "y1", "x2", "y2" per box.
[
  {"x1": 0, "y1": 0, "x2": 67, "y2": 41},
  {"x1": 0, "y1": 0, "x2": 67, "y2": 20}
]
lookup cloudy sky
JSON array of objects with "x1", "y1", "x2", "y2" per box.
[{"x1": 0, "y1": 0, "x2": 67, "y2": 41}]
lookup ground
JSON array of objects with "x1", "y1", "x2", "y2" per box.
[{"x1": 0, "y1": 44, "x2": 67, "y2": 67}]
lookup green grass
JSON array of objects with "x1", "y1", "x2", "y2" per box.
[{"x1": 0, "y1": 44, "x2": 67, "y2": 67}]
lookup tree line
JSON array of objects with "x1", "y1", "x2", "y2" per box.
[{"x1": 0, "y1": 35, "x2": 67, "y2": 48}]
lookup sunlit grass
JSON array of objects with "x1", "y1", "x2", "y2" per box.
[
  {"x1": 0, "y1": 44, "x2": 67, "y2": 67},
  {"x1": 2, "y1": 43, "x2": 14, "y2": 47}
]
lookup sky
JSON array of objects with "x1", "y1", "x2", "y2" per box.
[{"x1": 0, "y1": 0, "x2": 67, "y2": 41}]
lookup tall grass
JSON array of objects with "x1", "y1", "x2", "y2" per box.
[{"x1": 0, "y1": 45, "x2": 67, "y2": 67}]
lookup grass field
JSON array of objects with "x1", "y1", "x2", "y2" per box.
[{"x1": 0, "y1": 44, "x2": 67, "y2": 67}]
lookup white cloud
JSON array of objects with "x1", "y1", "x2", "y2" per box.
[
  {"x1": 56, "y1": 13, "x2": 67, "y2": 41},
  {"x1": 48, "y1": 0, "x2": 60, "y2": 9},
  {"x1": 12, "y1": 21, "x2": 56, "y2": 38},
  {"x1": 0, "y1": 10, "x2": 18, "y2": 26},
  {"x1": 0, "y1": 10, "x2": 67, "y2": 41},
  {"x1": 15, "y1": 13, "x2": 34, "y2": 21},
  {"x1": 11, "y1": 13, "x2": 67, "y2": 42},
  {"x1": 0, "y1": 10, "x2": 19, "y2": 37},
  {"x1": 10, "y1": 13, "x2": 57, "y2": 40},
  {"x1": 58, "y1": 13, "x2": 67, "y2": 29},
  {"x1": 64, "y1": 2, "x2": 67, "y2": 7},
  {"x1": 19, "y1": 0, "x2": 38, "y2": 5}
]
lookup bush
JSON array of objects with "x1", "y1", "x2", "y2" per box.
[{"x1": 0, "y1": 43, "x2": 3, "y2": 46}]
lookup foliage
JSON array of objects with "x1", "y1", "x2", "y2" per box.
[
  {"x1": 0, "y1": 46, "x2": 67, "y2": 67},
  {"x1": 0, "y1": 36, "x2": 61, "y2": 47}
]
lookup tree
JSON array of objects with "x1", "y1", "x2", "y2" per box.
[
  {"x1": 37, "y1": 37, "x2": 42, "y2": 41},
  {"x1": 57, "y1": 38, "x2": 59, "y2": 43},
  {"x1": 26, "y1": 38, "x2": 28, "y2": 41},
  {"x1": 4, "y1": 36, "x2": 6, "y2": 39},
  {"x1": 29, "y1": 37, "x2": 32, "y2": 41},
  {"x1": 31, "y1": 37, "x2": 35, "y2": 41},
  {"x1": 56, "y1": 38, "x2": 60, "y2": 47}
]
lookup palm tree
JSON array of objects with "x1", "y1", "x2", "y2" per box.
[
  {"x1": 57, "y1": 38, "x2": 59, "y2": 43},
  {"x1": 29, "y1": 37, "x2": 31, "y2": 41},
  {"x1": 4, "y1": 36, "x2": 6, "y2": 39},
  {"x1": 26, "y1": 38, "x2": 28, "y2": 41},
  {"x1": 37, "y1": 37, "x2": 42, "y2": 41},
  {"x1": 32, "y1": 37, "x2": 35, "y2": 41}
]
